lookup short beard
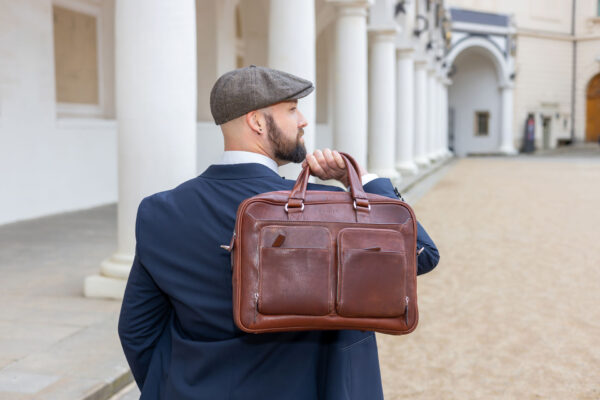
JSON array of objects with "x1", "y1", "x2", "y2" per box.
[{"x1": 265, "y1": 113, "x2": 307, "y2": 163}]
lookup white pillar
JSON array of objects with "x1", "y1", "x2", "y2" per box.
[
  {"x1": 368, "y1": 27, "x2": 399, "y2": 179},
  {"x1": 328, "y1": 0, "x2": 373, "y2": 168},
  {"x1": 413, "y1": 59, "x2": 430, "y2": 167},
  {"x1": 84, "y1": 0, "x2": 197, "y2": 299},
  {"x1": 426, "y1": 66, "x2": 437, "y2": 162},
  {"x1": 395, "y1": 48, "x2": 418, "y2": 175},
  {"x1": 500, "y1": 84, "x2": 517, "y2": 154},
  {"x1": 435, "y1": 75, "x2": 445, "y2": 159},
  {"x1": 269, "y1": 0, "x2": 316, "y2": 177},
  {"x1": 441, "y1": 77, "x2": 453, "y2": 158}
]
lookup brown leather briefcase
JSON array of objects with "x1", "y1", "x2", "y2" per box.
[{"x1": 225, "y1": 152, "x2": 418, "y2": 335}]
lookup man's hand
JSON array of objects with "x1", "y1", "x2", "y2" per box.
[{"x1": 301, "y1": 149, "x2": 367, "y2": 187}]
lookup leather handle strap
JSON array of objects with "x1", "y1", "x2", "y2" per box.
[
  {"x1": 286, "y1": 152, "x2": 369, "y2": 210},
  {"x1": 340, "y1": 152, "x2": 369, "y2": 204}
]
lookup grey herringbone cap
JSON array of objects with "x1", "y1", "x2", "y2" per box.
[{"x1": 210, "y1": 65, "x2": 314, "y2": 125}]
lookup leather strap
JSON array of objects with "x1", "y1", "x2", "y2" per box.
[{"x1": 285, "y1": 152, "x2": 370, "y2": 220}]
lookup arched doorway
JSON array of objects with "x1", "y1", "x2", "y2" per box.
[
  {"x1": 586, "y1": 73, "x2": 600, "y2": 143},
  {"x1": 448, "y1": 49, "x2": 500, "y2": 156},
  {"x1": 445, "y1": 36, "x2": 514, "y2": 156}
]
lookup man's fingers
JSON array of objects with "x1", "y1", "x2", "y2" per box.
[
  {"x1": 322, "y1": 148, "x2": 339, "y2": 171},
  {"x1": 332, "y1": 150, "x2": 345, "y2": 169},
  {"x1": 313, "y1": 149, "x2": 326, "y2": 169},
  {"x1": 306, "y1": 154, "x2": 326, "y2": 178}
]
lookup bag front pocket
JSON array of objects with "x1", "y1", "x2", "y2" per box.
[
  {"x1": 258, "y1": 247, "x2": 330, "y2": 315},
  {"x1": 336, "y1": 228, "x2": 408, "y2": 318},
  {"x1": 257, "y1": 225, "x2": 332, "y2": 316}
]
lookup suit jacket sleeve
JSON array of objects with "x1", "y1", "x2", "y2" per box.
[
  {"x1": 118, "y1": 198, "x2": 172, "y2": 389},
  {"x1": 362, "y1": 177, "x2": 440, "y2": 275}
]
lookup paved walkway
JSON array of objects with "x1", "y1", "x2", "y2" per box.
[
  {"x1": 0, "y1": 205, "x2": 130, "y2": 399},
  {"x1": 378, "y1": 144, "x2": 600, "y2": 399},
  {"x1": 1, "y1": 143, "x2": 598, "y2": 399}
]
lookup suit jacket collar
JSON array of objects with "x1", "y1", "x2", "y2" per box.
[
  {"x1": 200, "y1": 163, "x2": 283, "y2": 180},
  {"x1": 218, "y1": 151, "x2": 279, "y2": 174}
]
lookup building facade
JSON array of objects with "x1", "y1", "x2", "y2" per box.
[
  {"x1": 1, "y1": 0, "x2": 597, "y2": 297},
  {"x1": 446, "y1": 0, "x2": 600, "y2": 155}
]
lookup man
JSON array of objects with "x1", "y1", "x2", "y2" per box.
[{"x1": 118, "y1": 65, "x2": 439, "y2": 399}]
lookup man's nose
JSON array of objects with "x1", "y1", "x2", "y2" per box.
[{"x1": 298, "y1": 110, "x2": 308, "y2": 128}]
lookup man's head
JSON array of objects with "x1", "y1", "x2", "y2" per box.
[{"x1": 210, "y1": 65, "x2": 313, "y2": 166}]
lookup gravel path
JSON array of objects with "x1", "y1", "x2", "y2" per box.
[{"x1": 378, "y1": 154, "x2": 600, "y2": 399}]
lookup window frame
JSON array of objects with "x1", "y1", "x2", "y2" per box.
[
  {"x1": 52, "y1": 0, "x2": 104, "y2": 118},
  {"x1": 474, "y1": 111, "x2": 490, "y2": 137}
]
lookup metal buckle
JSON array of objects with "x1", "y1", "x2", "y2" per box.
[
  {"x1": 284, "y1": 203, "x2": 304, "y2": 212},
  {"x1": 353, "y1": 200, "x2": 371, "y2": 211}
]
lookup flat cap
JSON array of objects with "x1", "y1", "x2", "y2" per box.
[{"x1": 210, "y1": 65, "x2": 314, "y2": 125}]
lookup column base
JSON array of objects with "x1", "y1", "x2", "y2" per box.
[
  {"x1": 84, "y1": 253, "x2": 134, "y2": 300},
  {"x1": 414, "y1": 156, "x2": 431, "y2": 168},
  {"x1": 426, "y1": 152, "x2": 439, "y2": 163},
  {"x1": 395, "y1": 161, "x2": 419, "y2": 176},
  {"x1": 432, "y1": 150, "x2": 445, "y2": 161},
  {"x1": 499, "y1": 145, "x2": 518, "y2": 155},
  {"x1": 84, "y1": 275, "x2": 127, "y2": 300},
  {"x1": 371, "y1": 167, "x2": 401, "y2": 181}
]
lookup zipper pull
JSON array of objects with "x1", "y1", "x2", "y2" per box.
[
  {"x1": 254, "y1": 293, "x2": 259, "y2": 323},
  {"x1": 220, "y1": 231, "x2": 236, "y2": 252},
  {"x1": 404, "y1": 296, "x2": 409, "y2": 326}
]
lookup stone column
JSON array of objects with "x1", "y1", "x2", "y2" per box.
[
  {"x1": 395, "y1": 48, "x2": 418, "y2": 175},
  {"x1": 84, "y1": 0, "x2": 197, "y2": 299},
  {"x1": 435, "y1": 74, "x2": 445, "y2": 159},
  {"x1": 367, "y1": 27, "x2": 399, "y2": 179},
  {"x1": 328, "y1": 0, "x2": 373, "y2": 168},
  {"x1": 500, "y1": 84, "x2": 517, "y2": 154},
  {"x1": 426, "y1": 66, "x2": 438, "y2": 162},
  {"x1": 441, "y1": 76, "x2": 453, "y2": 158},
  {"x1": 269, "y1": 0, "x2": 316, "y2": 177},
  {"x1": 413, "y1": 59, "x2": 430, "y2": 167}
]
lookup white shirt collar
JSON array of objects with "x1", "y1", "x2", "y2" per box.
[{"x1": 218, "y1": 151, "x2": 279, "y2": 174}]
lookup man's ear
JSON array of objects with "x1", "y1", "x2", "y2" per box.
[{"x1": 246, "y1": 110, "x2": 265, "y2": 135}]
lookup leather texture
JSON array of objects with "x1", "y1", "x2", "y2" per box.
[{"x1": 229, "y1": 153, "x2": 418, "y2": 335}]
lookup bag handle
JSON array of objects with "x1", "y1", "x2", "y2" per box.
[{"x1": 285, "y1": 152, "x2": 370, "y2": 212}]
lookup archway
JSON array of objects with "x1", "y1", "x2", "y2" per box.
[
  {"x1": 446, "y1": 37, "x2": 512, "y2": 156},
  {"x1": 586, "y1": 73, "x2": 600, "y2": 143}
]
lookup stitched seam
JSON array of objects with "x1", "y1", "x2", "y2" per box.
[{"x1": 341, "y1": 334, "x2": 373, "y2": 351}]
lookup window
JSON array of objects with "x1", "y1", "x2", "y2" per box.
[
  {"x1": 52, "y1": 1, "x2": 103, "y2": 117},
  {"x1": 474, "y1": 111, "x2": 490, "y2": 136}
]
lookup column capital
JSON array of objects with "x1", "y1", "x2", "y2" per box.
[
  {"x1": 414, "y1": 58, "x2": 428, "y2": 68},
  {"x1": 397, "y1": 46, "x2": 416, "y2": 58},
  {"x1": 368, "y1": 26, "x2": 398, "y2": 42},
  {"x1": 327, "y1": 0, "x2": 373, "y2": 16}
]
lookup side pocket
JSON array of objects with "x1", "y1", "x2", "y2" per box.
[{"x1": 336, "y1": 228, "x2": 408, "y2": 318}]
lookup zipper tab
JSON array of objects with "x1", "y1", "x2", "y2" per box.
[
  {"x1": 253, "y1": 292, "x2": 259, "y2": 323},
  {"x1": 404, "y1": 296, "x2": 409, "y2": 326},
  {"x1": 220, "y1": 231, "x2": 236, "y2": 252}
]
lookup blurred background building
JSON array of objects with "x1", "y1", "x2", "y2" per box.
[{"x1": 0, "y1": 0, "x2": 598, "y2": 297}]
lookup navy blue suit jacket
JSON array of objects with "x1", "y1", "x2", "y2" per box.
[{"x1": 118, "y1": 163, "x2": 439, "y2": 400}]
